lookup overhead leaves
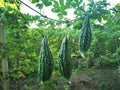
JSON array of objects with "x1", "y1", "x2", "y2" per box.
[
  {"x1": 51, "y1": 0, "x2": 71, "y2": 18},
  {"x1": 87, "y1": 0, "x2": 110, "y2": 21},
  {"x1": 31, "y1": 0, "x2": 52, "y2": 9}
]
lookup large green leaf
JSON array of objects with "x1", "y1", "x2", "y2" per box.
[
  {"x1": 65, "y1": 0, "x2": 71, "y2": 9},
  {"x1": 75, "y1": 0, "x2": 83, "y2": 5},
  {"x1": 42, "y1": 0, "x2": 52, "y2": 6},
  {"x1": 36, "y1": 4, "x2": 43, "y2": 9},
  {"x1": 31, "y1": 0, "x2": 39, "y2": 3},
  {"x1": 44, "y1": 1, "x2": 52, "y2": 6},
  {"x1": 53, "y1": 1, "x2": 60, "y2": 8},
  {"x1": 51, "y1": 0, "x2": 72, "y2": 18},
  {"x1": 51, "y1": 8, "x2": 59, "y2": 13}
]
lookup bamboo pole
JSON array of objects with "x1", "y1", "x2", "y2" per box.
[{"x1": 0, "y1": 21, "x2": 9, "y2": 90}]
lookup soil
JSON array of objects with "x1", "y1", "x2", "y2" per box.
[
  {"x1": 70, "y1": 68, "x2": 120, "y2": 90},
  {"x1": 0, "y1": 68, "x2": 120, "y2": 90}
]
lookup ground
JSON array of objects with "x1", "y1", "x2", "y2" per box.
[
  {"x1": 1, "y1": 67, "x2": 119, "y2": 90},
  {"x1": 70, "y1": 68, "x2": 120, "y2": 90}
]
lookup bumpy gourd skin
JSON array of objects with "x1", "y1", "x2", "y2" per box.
[
  {"x1": 38, "y1": 36, "x2": 53, "y2": 81},
  {"x1": 58, "y1": 36, "x2": 71, "y2": 80},
  {"x1": 79, "y1": 14, "x2": 92, "y2": 58}
]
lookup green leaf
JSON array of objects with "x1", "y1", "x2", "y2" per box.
[
  {"x1": 36, "y1": 4, "x2": 43, "y2": 9},
  {"x1": 62, "y1": 11, "x2": 67, "y2": 15},
  {"x1": 31, "y1": 0, "x2": 39, "y2": 3},
  {"x1": 53, "y1": 1, "x2": 60, "y2": 8},
  {"x1": 74, "y1": 0, "x2": 83, "y2": 4},
  {"x1": 51, "y1": 8, "x2": 59, "y2": 13},
  {"x1": 58, "y1": 13, "x2": 63, "y2": 19},
  {"x1": 65, "y1": 0, "x2": 71, "y2": 9},
  {"x1": 42, "y1": 0, "x2": 52, "y2": 6},
  {"x1": 59, "y1": 0, "x2": 64, "y2": 7},
  {"x1": 44, "y1": 1, "x2": 52, "y2": 6},
  {"x1": 79, "y1": 0, "x2": 83, "y2": 3}
]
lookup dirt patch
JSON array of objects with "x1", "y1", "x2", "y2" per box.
[
  {"x1": 0, "y1": 68, "x2": 120, "y2": 90},
  {"x1": 70, "y1": 68, "x2": 120, "y2": 90}
]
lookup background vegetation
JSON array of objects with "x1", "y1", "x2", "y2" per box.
[{"x1": 0, "y1": 0, "x2": 120, "y2": 90}]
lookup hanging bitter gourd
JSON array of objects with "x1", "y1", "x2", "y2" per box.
[
  {"x1": 79, "y1": 14, "x2": 92, "y2": 58},
  {"x1": 58, "y1": 36, "x2": 71, "y2": 80},
  {"x1": 38, "y1": 36, "x2": 53, "y2": 81}
]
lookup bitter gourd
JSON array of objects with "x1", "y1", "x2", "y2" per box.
[
  {"x1": 58, "y1": 36, "x2": 71, "y2": 79},
  {"x1": 79, "y1": 14, "x2": 92, "y2": 58},
  {"x1": 38, "y1": 36, "x2": 53, "y2": 81}
]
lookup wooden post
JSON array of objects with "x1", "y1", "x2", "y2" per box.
[{"x1": 0, "y1": 21, "x2": 9, "y2": 90}]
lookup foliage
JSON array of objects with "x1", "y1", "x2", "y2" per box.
[
  {"x1": 30, "y1": 0, "x2": 110, "y2": 20},
  {"x1": 0, "y1": 0, "x2": 120, "y2": 88},
  {"x1": 6, "y1": 28, "x2": 40, "y2": 79}
]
